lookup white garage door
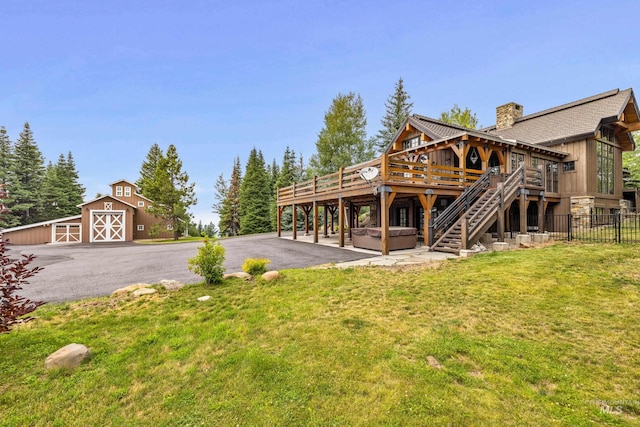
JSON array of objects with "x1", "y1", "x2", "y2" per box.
[
  {"x1": 91, "y1": 211, "x2": 125, "y2": 242},
  {"x1": 53, "y1": 224, "x2": 82, "y2": 244}
]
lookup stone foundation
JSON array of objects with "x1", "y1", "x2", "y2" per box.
[{"x1": 570, "y1": 196, "x2": 594, "y2": 228}]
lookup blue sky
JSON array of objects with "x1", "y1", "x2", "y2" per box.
[{"x1": 2, "y1": 0, "x2": 639, "y2": 226}]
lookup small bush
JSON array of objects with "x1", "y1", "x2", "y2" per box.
[
  {"x1": 1, "y1": 239, "x2": 46, "y2": 333},
  {"x1": 188, "y1": 238, "x2": 226, "y2": 285},
  {"x1": 242, "y1": 258, "x2": 271, "y2": 276}
]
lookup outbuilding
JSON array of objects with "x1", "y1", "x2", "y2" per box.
[{"x1": 1, "y1": 179, "x2": 175, "y2": 245}]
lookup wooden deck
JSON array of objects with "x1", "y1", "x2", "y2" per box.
[{"x1": 277, "y1": 153, "x2": 487, "y2": 206}]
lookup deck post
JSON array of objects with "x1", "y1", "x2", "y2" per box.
[
  {"x1": 313, "y1": 200, "x2": 318, "y2": 243},
  {"x1": 380, "y1": 190, "x2": 390, "y2": 255},
  {"x1": 323, "y1": 205, "x2": 328, "y2": 237},
  {"x1": 303, "y1": 206, "x2": 311, "y2": 236},
  {"x1": 348, "y1": 201, "x2": 354, "y2": 239},
  {"x1": 519, "y1": 190, "x2": 527, "y2": 234},
  {"x1": 537, "y1": 192, "x2": 545, "y2": 232},
  {"x1": 338, "y1": 196, "x2": 344, "y2": 248},
  {"x1": 277, "y1": 206, "x2": 282, "y2": 237},
  {"x1": 292, "y1": 204, "x2": 297, "y2": 240}
]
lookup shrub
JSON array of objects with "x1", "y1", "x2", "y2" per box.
[
  {"x1": 188, "y1": 238, "x2": 226, "y2": 285},
  {"x1": 242, "y1": 258, "x2": 271, "y2": 276},
  {"x1": 1, "y1": 239, "x2": 45, "y2": 333}
]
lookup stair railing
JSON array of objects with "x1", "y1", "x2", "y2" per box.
[{"x1": 429, "y1": 167, "x2": 494, "y2": 245}]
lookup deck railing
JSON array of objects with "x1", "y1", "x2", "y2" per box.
[{"x1": 277, "y1": 153, "x2": 493, "y2": 204}]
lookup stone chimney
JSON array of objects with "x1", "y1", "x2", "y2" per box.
[{"x1": 496, "y1": 102, "x2": 523, "y2": 130}]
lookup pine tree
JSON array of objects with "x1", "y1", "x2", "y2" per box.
[
  {"x1": 10, "y1": 123, "x2": 45, "y2": 225},
  {"x1": 40, "y1": 161, "x2": 64, "y2": 221},
  {"x1": 309, "y1": 92, "x2": 374, "y2": 176},
  {"x1": 213, "y1": 157, "x2": 242, "y2": 236},
  {"x1": 272, "y1": 147, "x2": 299, "y2": 231},
  {"x1": 61, "y1": 152, "x2": 85, "y2": 214},
  {"x1": 376, "y1": 78, "x2": 413, "y2": 153},
  {"x1": 239, "y1": 148, "x2": 271, "y2": 235},
  {"x1": 0, "y1": 127, "x2": 18, "y2": 228},
  {"x1": 136, "y1": 143, "x2": 164, "y2": 195},
  {"x1": 145, "y1": 144, "x2": 196, "y2": 239}
]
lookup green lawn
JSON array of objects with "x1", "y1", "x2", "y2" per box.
[{"x1": 1, "y1": 243, "x2": 639, "y2": 426}]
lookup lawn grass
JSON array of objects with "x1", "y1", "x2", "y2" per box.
[{"x1": 1, "y1": 243, "x2": 639, "y2": 426}]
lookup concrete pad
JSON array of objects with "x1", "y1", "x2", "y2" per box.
[
  {"x1": 515, "y1": 234, "x2": 531, "y2": 246},
  {"x1": 459, "y1": 250, "x2": 476, "y2": 258}
]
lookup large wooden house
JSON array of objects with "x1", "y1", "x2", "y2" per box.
[
  {"x1": 276, "y1": 88, "x2": 640, "y2": 254},
  {"x1": 1, "y1": 179, "x2": 175, "y2": 245}
]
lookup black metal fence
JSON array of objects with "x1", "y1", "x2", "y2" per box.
[{"x1": 511, "y1": 213, "x2": 640, "y2": 244}]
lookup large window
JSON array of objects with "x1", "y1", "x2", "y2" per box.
[
  {"x1": 545, "y1": 161, "x2": 558, "y2": 193},
  {"x1": 597, "y1": 141, "x2": 614, "y2": 194}
]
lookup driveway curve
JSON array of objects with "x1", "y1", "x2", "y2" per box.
[{"x1": 8, "y1": 233, "x2": 373, "y2": 303}]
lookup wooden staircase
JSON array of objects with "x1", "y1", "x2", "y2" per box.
[{"x1": 431, "y1": 165, "x2": 526, "y2": 254}]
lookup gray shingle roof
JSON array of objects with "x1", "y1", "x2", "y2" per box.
[
  {"x1": 410, "y1": 114, "x2": 474, "y2": 139},
  {"x1": 482, "y1": 88, "x2": 633, "y2": 145}
]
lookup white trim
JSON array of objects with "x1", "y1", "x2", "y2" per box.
[
  {"x1": 90, "y1": 210, "x2": 126, "y2": 243},
  {"x1": 137, "y1": 224, "x2": 144, "y2": 231},
  {"x1": 138, "y1": 201, "x2": 145, "y2": 207},
  {"x1": 51, "y1": 223, "x2": 82, "y2": 244},
  {"x1": 1, "y1": 215, "x2": 82, "y2": 234},
  {"x1": 78, "y1": 195, "x2": 137, "y2": 209},
  {"x1": 115, "y1": 186, "x2": 123, "y2": 197},
  {"x1": 124, "y1": 187, "x2": 131, "y2": 197}
]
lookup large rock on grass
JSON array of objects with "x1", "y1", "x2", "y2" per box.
[
  {"x1": 261, "y1": 271, "x2": 280, "y2": 281},
  {"x1": 160, "y1": 279, "x2": 184, "y2": 291},
  {"x1": 111, "y1": 283, "x2": 151, "y2": 296},
  {"x1": 223, "y1": 272, "x2": 252, "y2": 281},
  {"x1": 45, "y1": 343, "x2": 90, "y2": 370}
]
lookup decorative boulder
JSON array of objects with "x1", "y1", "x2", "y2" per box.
[
  {"x1": 160, "y1": 279, "x2": 184, "y2": 291},
  {"x1": 45, "y1": 343, "x2": 90, "y2": 370},
  {"x1": 427, "y1": 355, "x2": 442, "y2": 370},
  {"x1": 261, "y1": 271, "x2": 280, "y2": 281},
  {"x1": 197, "y1": 295, "x2": 211, "y2": 302},
  {"x1": 133, "y1": 288, "x2": 157, "y2": 297},
  {"x1": 111, "y1": 283, "x2": 151, "y2": 296},
  {"x1": 223, "y1": 272, "x2": 253, "y2": 281}
]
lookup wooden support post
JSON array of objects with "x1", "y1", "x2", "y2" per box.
[
  {"x1": 418, "y1": 193, "x2": 436, "y2": 247},
  {"x1": 348, "y1": 201, "x2": 354, "y2": 239},
  {"x1": 304, "y1": 206, "x2": 313, "y2": 236},
  {"x1": 292, "y1": 204, "x2": 297, "y2": 240},
  {"x1": 277, "y1": 206, "x2": 282, "y2": 237},
  {"x1": 381, "y1": 153, "x2": 389, "y2": 180},
  {"x1": 338, "y1": 197, "x2": 344, "y2": 248},
  {"x1": 380, "y1": 191, "x2": 390, "y2": 255},
  {"x1": 497, "y1": 183, "x2": 505, "y2": 242},
  {"x1": 323, "y1": 205, "x2": 328, "y2": 237},
  {"x1": 408, "y1": 198, "x2": 415, "y2": 228},
  {"x1": 537, "y1": 197, "x2": 545, "y2": 233},
  {"x1": 313, "y1": 200, "x2": 319, "y2": 243},
  {"x1": 519, "y1": 191, "x2": 527, "y2": 234},
  {"x1": 330, "y1": 206, "x2": 335, "y2": 234}
]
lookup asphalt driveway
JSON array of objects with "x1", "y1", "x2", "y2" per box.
[{"x1": 8, "y1": 233, "x2": 373, "y2": 303}]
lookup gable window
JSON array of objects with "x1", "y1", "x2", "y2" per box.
[
  {"x1": 600, "y1": 126, "x2": 617, "y2": 144},
  {"x1": 597, "y1": 141, "x2": 614, "y2": 194},
  {"x1": 124, "y1": 187, "x2": 131, "y2": 197},
  {"x1": 402, "y1": 136, "x2": 420, "y2": 150},
  {"x1": 562, "y1": 161, "x2": 575, "y2": 172},
  {"x1": 137, "y1": 225, "x2": 144, "y2": 231},
  {"x1": 115, "y1": 186, "x2": 123, "y2": 197},
  {"x1": 138, "y1": 201, "x2": 145, "y2": 207}
]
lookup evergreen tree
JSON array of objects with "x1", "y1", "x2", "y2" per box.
[
  {"x1": 0, "y1": 127, "x2": 18, "y2": 228},
  {"x1": 309, "y1": 92, "x2": 375, "y2": 176},
  {"x1": 272, "y1": 147, "x2": 300, "y2": 231},
  {"x1": 10, "y1": 123, "x2": 45, "y2": 225},
  {"x1": 439, "y1": 105, "x2": 479, "y2": 129},
  {"x1": 145, "y1": 144, "x2": 196, "y2": 239},
  {"x1": 61, "y1": 152, "x2": 85, "y2": 214},
  {"x1": 376, "y1": 77, "x2": 413, "y2": 153},
  {"x1": 40, "y1": 161, "x2": 64, "y2": 221},
  {"x1": 136, "y1": 143, "x2": 164, "y2": 195},
  {"x1": 213, "y1": 157, "x2": 242, "y2": 236},
  {"x1": 239, "y1": 148, "x2": 271, "y2": 234}
]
